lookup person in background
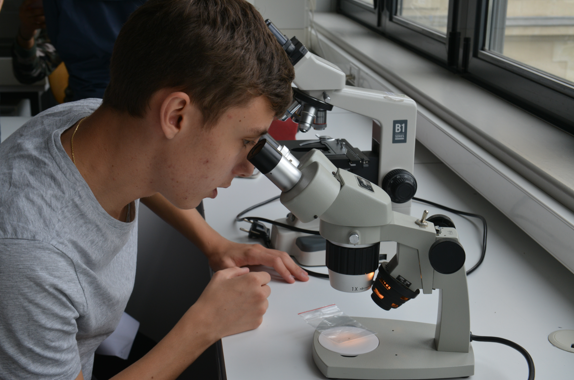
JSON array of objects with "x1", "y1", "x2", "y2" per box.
[
  {"x1": 41, "y1": 0, "x2": 146, "y2": 101},
  {"x1": 12, "y1": 0, "x2": 146, "y2": 102},
  {"x1": 0, "y1": 1, "x2": 307, "y2": 380},
  {"x1": 11, "y1": 0, "x2": 63, "y2": 91}
]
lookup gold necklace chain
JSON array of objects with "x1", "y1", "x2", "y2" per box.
[{"x1": 70, "y1": 118, "x2": 86, "y2": 165}]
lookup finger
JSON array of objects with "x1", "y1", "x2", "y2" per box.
[
  {"x1": 264, "y1": 250, "x2": 309, "y2": 283},
  {"x1": 279, "y1": 252, "x2": 309, "y2": 282},
  {"x1": 247, "y1": 270, "x2": 271, "y2": 286},
  {"x1": 219, "y1": 266, "x2": 250, "y2": 279},
  {"x1": 260, "y1": 284, "x2": 271, "y2": 298},
  {"x1": 244, "y1": 249, "x2": 294, "y2": 284}
]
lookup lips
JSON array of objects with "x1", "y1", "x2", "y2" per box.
[{"x1": 210, "y1": 182, "x2": 232, "y2": 198}]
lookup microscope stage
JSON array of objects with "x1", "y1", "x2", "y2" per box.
[{"x1": 312, "y1": 317, "x2": 474, "y2": 379}]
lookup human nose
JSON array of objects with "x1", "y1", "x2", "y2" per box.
[{"x1": 234, "y1": 156, "x2": 255, "y2": 178}]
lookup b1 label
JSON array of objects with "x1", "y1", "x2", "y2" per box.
[{"x1": 393, "y1": 120, "x2": 407, "y2": 144}]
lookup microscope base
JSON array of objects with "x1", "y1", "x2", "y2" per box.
[
  {"x1": 312, "y1": 317, "x2": 474, "y2": 379},
  {"x1": 271, "y1": 221, "x2": 325, "y2": 266}
]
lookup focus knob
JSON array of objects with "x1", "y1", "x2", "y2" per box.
[
  {"x1": 382, "y1": 169, "x2": 417, "y2": 203},
  {"x1": 325, "y1": 240, "x2": 379, "y2": 275},
  {"x1": 429, "y1": 239, "x2": 466, "y2": 274}
]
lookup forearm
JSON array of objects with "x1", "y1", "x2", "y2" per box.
[
  {"x1": 111, "y1": 304, "x2": 217, "y2": 380},
  {"x1": 110, "y1": 266, "x2": 273, "y2": 379},
  {"x1": 141, "y1": 193, "x2": 225, "y2": 255}
]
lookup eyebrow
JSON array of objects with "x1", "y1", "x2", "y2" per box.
[{"x1": 248, "y1": 127, "x2": 269, "y2": 138}]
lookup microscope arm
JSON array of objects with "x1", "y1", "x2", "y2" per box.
[{"x1": 381, "y1": 223, "x2": 471, "y2": 353}]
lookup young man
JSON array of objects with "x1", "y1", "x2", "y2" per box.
[{"x1": 0, "y1": 1, "x2": 308, "y2": 379}]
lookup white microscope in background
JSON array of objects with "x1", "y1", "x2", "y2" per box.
[
  {"x1": 247, "y1": 138, "x2": 474, "y2": 380},
  {"x1": 265, "y1": 21, "x2": 419, "y2": 266}
]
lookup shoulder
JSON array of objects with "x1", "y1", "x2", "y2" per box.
[
  {"x1": 0, "y1": 100, "x2": 101, "y2": 241},
  {"x1": 1, "y1": 100, "x2": 101, "y2": 145}
]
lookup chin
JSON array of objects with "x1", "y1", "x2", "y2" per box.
[{"x1": 173, "y1": 198, "x2": 202, "y2": 210}]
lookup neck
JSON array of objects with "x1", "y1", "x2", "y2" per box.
[{"x1": 62, "y1": 106, "x2": 159, "y2": 220}]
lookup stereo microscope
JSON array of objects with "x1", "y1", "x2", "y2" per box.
[{"x1": 248, "y1": 140, "x2": 474, "y2": 379}]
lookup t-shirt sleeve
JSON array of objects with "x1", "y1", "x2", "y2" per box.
[{"x1": 0, "y1": 239, "x2": 85, "y2": 379}]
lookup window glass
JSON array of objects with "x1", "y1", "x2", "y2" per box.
[
  {"x1": 396, "y1": 0, "x2": 449, "y2": 34},
  {"x1": 354, "y1": 0, "x2": 375, "y2": 7},
  {"x1": 485, "y1": 0, "x2": 574, "y2": 84}
]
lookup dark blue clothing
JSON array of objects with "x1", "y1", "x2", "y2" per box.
[{"x1": 43, "y1": 0, "x2": 146, "y2": 101}]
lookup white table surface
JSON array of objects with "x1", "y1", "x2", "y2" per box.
[{"x1": 203, "y1": 109, "x2": 574, "y2": 380}]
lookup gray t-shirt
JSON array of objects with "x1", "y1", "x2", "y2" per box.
[{"x1": 0, "y1": 99, "x2": 139, "y2": 380}]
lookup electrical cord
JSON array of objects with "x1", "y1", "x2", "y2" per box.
[
  {"x1": 241, "y1": 216, "x2": 321, "y2": 235},
  {"x1": 303, "y1": 268, "x2": 329, "y2": 279},
  {"x1": 470, "y1": 333, "x2": 535, "y2": 380},
  {"x1": 413, "y1": 197, "x2": 487, "y2": 275},
  {"x1": 235, "y1": 195, "x2": 280, "y2": 222},
  {"x1": 235, "y1": 195, "x2": 320, "y2": 235}
]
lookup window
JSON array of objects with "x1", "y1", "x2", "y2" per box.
[
  {"x1": 484, "y1": 0, "x2": 574, "y2": 84},
  {"x1": 396, "y1": 0, "x2": 449, "y2": 34},
  {"x1": 338, "y1": 0, "x2": 574, "y2": 134}
]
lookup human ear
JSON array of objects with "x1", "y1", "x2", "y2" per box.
[{"x1": 159, "y1": 92, "x2": 191, "y2": 140}]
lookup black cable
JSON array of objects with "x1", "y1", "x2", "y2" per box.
[
  {"x1": 413, "y1": 197, "x2": 487, "y2": 275},
  {"x1": 305, "y1": 269, "x2": 329, "y2": 278},
  {"x1": 235, "y1": 195, "x2": 280, "y2": 222},
  {"x1": 235, "y1": 194, "x2": 320, "y2": 235},
  {"x1": 242, "y1": 216, "x2": 321, "y2": 235},
  {"x1": 471, "y1": 333, "x2": 535, "y2": 380}
]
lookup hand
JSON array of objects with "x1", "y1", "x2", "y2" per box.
[
  {"x1": 18, "y1": 0, "x2": 45, "y2": 42},
  {"x1": 191, "y1": 267, "x2": 271, "y2": 339},
  {"x1": 207, "y1": 240, "x2": 309, "y2": 284}
]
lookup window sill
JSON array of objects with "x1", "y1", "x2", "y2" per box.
[{"x1": 310, "y1": 12, "x2": 574, "y2": 273}]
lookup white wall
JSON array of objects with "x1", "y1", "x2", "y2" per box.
[{"x1": 247, "y1": 0, "x2": 309, "y2": 43}]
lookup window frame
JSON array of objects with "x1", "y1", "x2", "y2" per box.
[
  {"x1": 384, "y1": 0, "x2": 452, "y2": 66},
  {"x1": 338, "y1": 0, "x2": 380, "y2": 29},
  {"x1": 337, "y1": 0, "x2": 574, "y2": 134}
]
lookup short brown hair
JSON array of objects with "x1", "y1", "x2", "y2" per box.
[{"x1": 102, "y1": 0, "x2": 294, "y2": 126}]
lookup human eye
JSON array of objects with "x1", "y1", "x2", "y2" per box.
[{"x1": 243, "y1": 139, "x2": 257, "y2": 148}]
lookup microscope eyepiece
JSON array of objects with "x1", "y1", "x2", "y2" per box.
[
  {"x1": 248, "y1": 139, "x2": 282, "y2": 175},
  {"x1": 265, "y1": 19, "x2": 308, "y2": 66},
  {"x1": 248, "y1": 139, "x2": 302, "y2": 192},
  {"x1": 265, "y1": 20, "x2": 289, "y2": 47}
]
